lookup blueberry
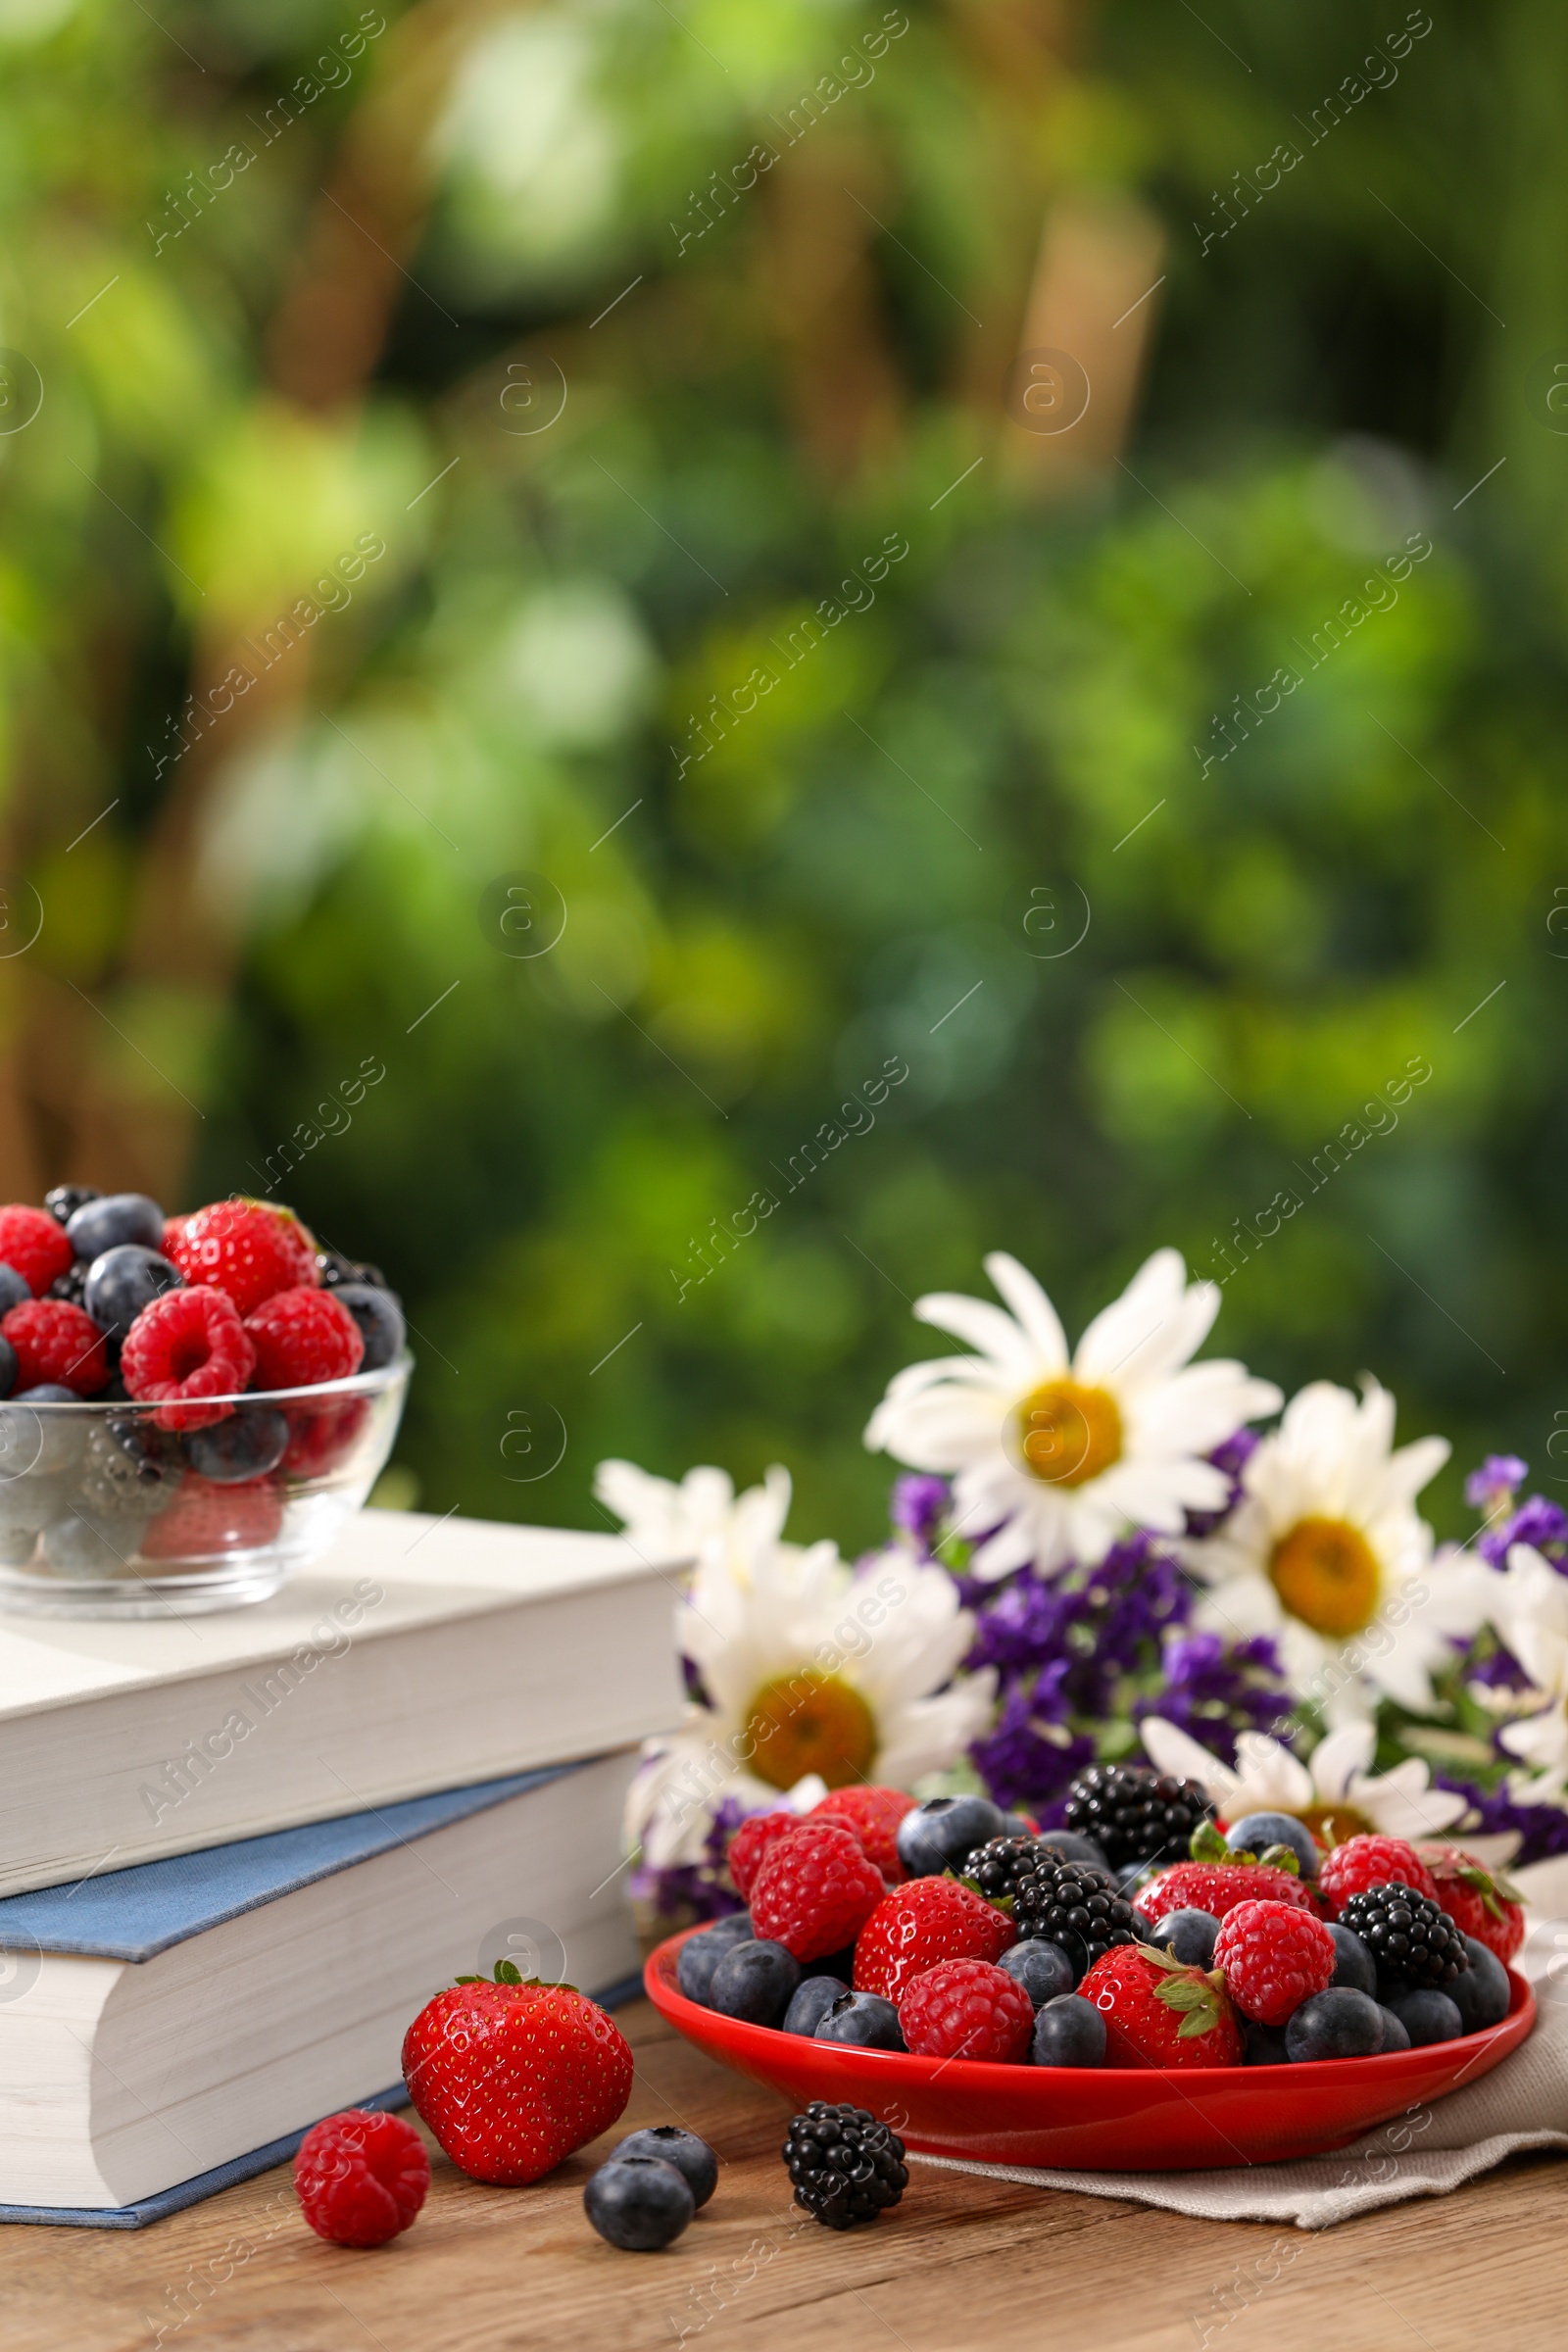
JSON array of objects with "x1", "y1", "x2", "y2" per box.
[
  {"x1": 1225, "y1": 1811, "x2": 1319, "y2": 1879},
  {"x1": 1030, "y1": 1994, "x2": 1106, "y2": 2068},
  {"x1": 1326, "y1": 1922, "x2": 1378, "y2": 1996},
  {"x1": 83, "y1": 1247, "x2": 183, "y2": 1343},
  {"x1": 606, "y1": 2126, "x2": 717, "y2": 2209},
  {"x1": 0, "y1": 1264, "x2": 30, "y2": 1316},
  {"x1": 43, "y1": 1509, "x2": 144, "y2": 1578},
  {"x1": 332, "y1": 1284, "x2": 406, "y2": 1371},
  {"x1": 65, "y1": 1194, "x2": 165, "y2": 1261},
  {"x1": 1150, "y1": 1908, "x2": 1221, "y2": 1969},
  {"x1": 1384, "y1": 1988, "x2": 1464, "y2": 2048},
  {"x1": 675, "y1": 1915, "x2": 755, "y2": 2005},
  {"x1": 1284, "y1": 1987, "x2": 1385, "y2": 2061},
  {"x1": 999, "y1": 1938, "x2": 1077, "y2": 2008},
  {"x1": 0, "y1": 1337, "x2": 14, "y2": 1401},
  {"x1": 0, "y1": 1471, "x2": 72, "y2": 1534},
  {"x1": 1376, "y1": 2005, "x2": 1411, "y2": 2051},
  {"x1": 183, "y1": 1406, "x2": 288, "y2": 1484},
  {"x1": 1031, "y1": 1829, "x2": 1108, "y2": 1869},
  {"x1": 1243, "y1": 2020, "x2": 1290, "y2": 2066},
  {"x1": 783, "y1": 1977, "x2": 849, "y2": 2038},
  {"x1": 1449, "y1": 1936, "x2": 1511, "y2": 2033},
  {"x1": 895, "y1": 1794, "x2": 1006, "y2": 1880},
  {"x1": 814, "y1": 1990, "x2": 904, "y2": 2050},
  {"x1": 708, "y1": 1939, "x2": 800, "y2": 2027},
  {"x1": 583, "y1": 2155, "x2": 694, "y2": 2251}
]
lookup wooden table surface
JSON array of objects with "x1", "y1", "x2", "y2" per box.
[{"x1": 6, "y1": 1996, "x2": 1562, "y2": 2352}]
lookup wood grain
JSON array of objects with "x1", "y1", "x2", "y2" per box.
[{"x1": 2, "y1": 1999, "x2": 1560, "y2": 2352}]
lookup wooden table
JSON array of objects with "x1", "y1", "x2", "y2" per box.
[{"x1": 4, "y1": 1997, "x2": 1561, "y2": 2352}]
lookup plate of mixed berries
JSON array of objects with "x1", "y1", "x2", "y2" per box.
[
  {"x1": 0, "y1": 1189, "x2": 409, "y2": 1613},
  {"x1": 645, "y1": 1770, "x2": 1534, "y2": 2171}
]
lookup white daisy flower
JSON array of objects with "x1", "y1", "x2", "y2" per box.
[
  {"x1": 625, "y1": 1510, "x2": 995, "y2": 1868},
  {"x1": 1185, "y1": 1378, "x2": 1481, "y2": 1721},
  {"x1": 863, "y1": 1248, "x2": 1281, "y2": 1580},
  {"x1": 594, "y1": 1456, "x2": 792, "y2": 1579},
  {"x1": 1486, "y1": 1544, "x2": 1568, "y2": 1798},
  {"x1": 1140, "y1": 1715, "x2": 1469, "y2": 1844}
]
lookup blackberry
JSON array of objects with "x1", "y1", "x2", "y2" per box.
[
  {"x1": 1009, "y1": 1855, "x2": 1136, "y2": 1977},
  {"x1": 1064, "y1": 1762, "x2": 1214, "y2": 1870},
  {"x1": 76, "y1": 1419, "x2": 183, "y2": 1519},
  {"x1": 782, "y1": 2102, "x2": 907, "y2": 2230},
  {"x1": 1338, "y1": 1883, "x2": 1467, "y2": 1992},
  {"x1": 44, "y1": 1186, "x2": 99, "y2": 1228},
  {"x1": 317, "y1": 1249, "x2": 388, "y2": 1293},
  {"x1": 48, "y1": 1263, "x2": 88, "y2": 1309},
  {"x1": 962, "y1": 1835, "x2": 1048, "y2": 1904}
]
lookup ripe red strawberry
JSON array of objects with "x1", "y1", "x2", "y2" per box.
[
  {"x1": 165, "y1": 1200, "x2": 318, "y2": 1317},
  {"x1": 727, "y1": 1810, "x2": 803, "y2": 1902},
  {"x1": 1, "y1": 1298, "x2": 108, "y2": 1395},
  {"x1": 898, "y1": 1958, "x2": 1033, "y2": 2063},
  {"x1": 0, "y1": 1204, "x2": 73, "y2": 1297},
  {"x1": 811, "y1": 1786, "x2": 916, "y2": 1881},
  {"x1": 140, "y1": 1474, "x2": 284, "y2": 1558},
  {"x1": 853, "y1": 1876, "x2": 1015, "y2": 2002},
  {"x1": 122, "y1": 1286, "x2": 257, "y2": 1430},
  {"x1": 1213, "y1": 1899, "x2": 1337, "y2": 2027},
  {"x1": 402, "y1": 1970, "x2": 632, "y2": 2185},
  {"x1": 1417, "y1": 1845, "x2": 1526, "y2": 1964},
  {"x1": 1318, "y1": 1835, "x2": 1439, "y2": 1920},
  {"x1": 294, "y1": 2108, "x2": 429, "y2": 2247},
  {"x1": 751, "y1": 1822, "x2": 885, "y2": 1962},
  {"x1": 246, "y1": 1285, "x2": 364, "y2": 1390},
  {"x1": 281, "y1": 1394, "x2": 370, "y2": 1479},
  {"x1": 1136, "y1": 1857, "x2": 1316, "y2": 1930},
  {"x1": 1079, "y1": 1942, "x2": 1244, "y2": 2069}
]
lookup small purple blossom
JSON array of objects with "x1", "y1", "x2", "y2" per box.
[
  {"x1": 891, "y1": 1474, "x2": 951, "y2": 1556},
  {"x1": 969, "y1": 1682, "x2": 1096, "y2": 1812},
  {"x1": 1435, "y1": 1775, "x2": 1568, "y2": 1868},
  {"x1": 1466, "y1": 1454, "x2": 1528, "y2": 1514},
  {"x1": 629, "y1": 1793, "x2": 751, "y2": 1925},
  {"x1": 1479, "y1": 1494, "x2": 1568, "y2": 1571},
  {"x1": 1134, "y1": 1631, "x2": 1295, "y2": 1764},
  {"x1": 1183, "y1": 1427, "x2": 1260, "y2": 1541}
]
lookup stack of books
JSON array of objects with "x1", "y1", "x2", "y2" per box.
[{"x1": 0, "y1": 1508, "x2": 682, "y2": 2225}]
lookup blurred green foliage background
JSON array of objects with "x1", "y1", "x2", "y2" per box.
[{"x1": 0, "y1": 0, "x2": 1561, "y2": 1551}]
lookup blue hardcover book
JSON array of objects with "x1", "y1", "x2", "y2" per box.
[{"x1": 0, "y1": 1751, "x2": 641, "y2": 2225}]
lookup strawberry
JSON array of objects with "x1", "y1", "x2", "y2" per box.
[
  {"x1": 853, "y1": 1876, "x2": 1014, "y2": 2002},
  {"x1": 165, "y1": 1200, "x2": 318, "y2": 1317},
  {"x1": 1079, "y1": 1942, "x2": 1244, "y2": 2069},
  {"x1": 1136, "y1": 1821, "x2": 1317, "y2": 1932},
  {"x1": 140, "y1": 1473, "x2": 284, "y2": 1558},
  {"x1": 402, "y1": 1963, "x2": 632, "y2": 2186},
  {"x1": 750, "y1": 1821, "x2": 886, "y2": 1962},
  {"x1": 1317, "y1": 1834, "x2": 1439, "y2": 1920},
  {"x1": 1417, "y1": 1844, "x2": 1526, "y2": 1964},
  {"x1": 727, "y1": 1810, "x2": 804, "y2": 1902},
  {"x1": 811, "y1": 1785, "x2": 917, "y2": 1881}
]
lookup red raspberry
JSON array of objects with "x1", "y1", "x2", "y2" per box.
[
  {"x1": 728, "y1": 1810, "x2": 803, "y2": 1902},
  {"x1": 1079, "y1": 1943, "x2": 1244, "y2": 2069},
  {"x1": 750, "y1": 1822, "x2": 886, "y2": 1962},
  {"x1": 853, "y1": 1877, "x2": 1015, "y2": 2003},
  {"x1": 1, "y1": 1298, "x2": 108, "y2": 1396},
  {"x1": 246, "y1": 1286, "x2": 364, "y2": 1391},
  {"x1": 0, "y1": 1204, "x2": 73, "y2": 1297},
  {"x1": 1417, "y1": 1845, "x2": 1525, "y2": 1964},
  {"x1": 811, "y1": 1786, "x2": 917, "y2": 1881},
  {"x1": 1213, "y1": 1899, "x2": 1337, "y2": 2027},
  {"x1": 140, "y1": 1473, "x2": 285, "y2": 1558},
  {"x1": 294, "y1": 2108, "x2": 429, "y2": 2247},
  {"x1": 122, "y1": 1286, "x2": 256, "y2": 1430},
  {"x1": 281, "y1": 1394, "x2": 370, "y2": 1479},
  {"x1": 1136, "y1": 1858, "x2": 1317, "y2": 1929},
  {"x1": 165, "y1": 1200, "x2": 318, "y2": 1316},
  {"x1": 898, "y1": 1958, "x2": 1033, "y2": 2063},
  {"x1": 1318, "y1": 1836, "x2": 1440, "y2": 1920}
]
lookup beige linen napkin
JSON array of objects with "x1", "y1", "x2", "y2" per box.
[{"x1": 910, "y1": 1911, "x2": 1568, "y2": 2229}]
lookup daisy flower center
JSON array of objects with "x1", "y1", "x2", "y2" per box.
[
  {"x1": 1267, "y1": 1514, "x2": 1381, "y2": 1638},
  {"x1": 1297, "y1": 1801, "x2": 1376, "y2": 1846},
  {"x1": 1012, "y1": 1378, "x2": 1123, "y2": 1487},
  {"x1": 744, "y1": 1671, "x2": 877, "y2": 1791}
]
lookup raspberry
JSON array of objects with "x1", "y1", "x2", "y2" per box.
[
  {"x1": 898, "y1": 1958, "x2": 1034, "y2": 2063},
  {"x1": 1318, "y1": 1836, "x2": 1439, "y2": 1920},
  {"x1": 1213, "y1": 1899, "x2": 1337, "y2": 2027},
  {"x1": 165, "y1": 1200, "x2": 318, "y2": 1316},
  {"x1": 0, "y1": 1205, "x2": 73, "y2": 1297},
  {"x1": 281, "y1": 1394, "x2": 370, "y2": 1479},
  {"x1": 246, "y1": 1286, "x2": 365, "y2": 1390},
  {"x1": 728, "y1": 1811, "x2": 804, "y2": 1902},
  {"x1": 750, "y1": 1822, "x2": 886, "y2": 1963},
  {"x1": 1, "y1": 1298, "x2": 108, "y2": 1396},
  {"x1": 853, "y1": 1876, "x2": 1015, "y2": 2002},
  {"x1": 1417, "y1": 1845, "x2": 1525, "y2": 1965},
  {"x1": 122, "y1": 1286, "x2": 256, "y2": 1430},
  {"x1": 294, "y1": 2108, "x2": 429, "y2": 2247},
  {"x1": 811, "y1": 1787, "x2": 917, "y2": 1881},
  {"x1": 140, "y1": 1473, "x2": 285, "y2": 1558}
]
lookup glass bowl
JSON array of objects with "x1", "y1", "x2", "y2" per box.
[{"x1": 0, "y1": 1355, "x2": 411, "y2": 1617}]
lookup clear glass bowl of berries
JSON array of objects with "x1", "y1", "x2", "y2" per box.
[{"x1": 0, "y1": 1192, "x2": 411, "y2": 1617}]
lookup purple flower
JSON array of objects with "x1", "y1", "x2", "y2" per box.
[
  {"x1": 969, "y1": 1681, "x2": 1096, "y2": 1812},
  {"x1": 628, "y1": 1793, "x2": 751, "y2": 1925},
  {"x1": 1465, "y1": 1455, "x2": 1528, "y2": 1513},
  {"x1": 1183, "y1": 1427, "x2": 1260, "y2": 1541},
  {"x1": 1436, "y1": 1776, "x2": 1568, "y2": 1868},
  {"x1": 891, "y1": 1474, "x2": 951, "y2": 1555},
  {"x1": 1479, "y1": 1494, "x2": 1568, "y2": 1570},
  {"x1": 1134, "y1": 1631, "x2": 1295, "y2": 1765}
]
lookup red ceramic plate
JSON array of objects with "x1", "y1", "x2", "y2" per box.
[{"x1": 645, "y1": 1929, "x2": 1535, "y2": 2172}]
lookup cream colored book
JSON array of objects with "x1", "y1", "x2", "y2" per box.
[{"x1": 0, "y1": 1508, "x2": 681, "y2": 1896}]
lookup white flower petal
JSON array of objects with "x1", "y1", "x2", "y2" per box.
[{"x1": 1139, "y1": 1717, "x2": 1243, "y2": 1807}]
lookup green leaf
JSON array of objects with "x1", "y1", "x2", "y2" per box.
[{"x1": 1190, "y1": 1821, "x2": 1230, "y2": 1864}]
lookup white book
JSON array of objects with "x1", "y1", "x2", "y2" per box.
[
  {"x1": 0, "y1": 1509, "x2": 681, "y2": 1897},
  {"x1": 0, "y1": 1751, "x2": 641, "y2": 2212}
]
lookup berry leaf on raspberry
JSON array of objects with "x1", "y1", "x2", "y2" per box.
[
  {"x1": 294, "y1": 2108, "x2": 429, "y2": 2247},
  {"x1": 246, "y1": 1286, "x2": 365, "y2": 1391},
  {"x1": 165, "y1": 1200, "x2": 318, "y2": 1316},
  {"x1": 122, "y1": 1286, "x2": 256, "y2": 1430},
  {"x1": 750, "y1": 1822, "x2": 885, "y2": 1962}
]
